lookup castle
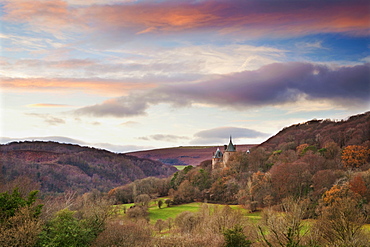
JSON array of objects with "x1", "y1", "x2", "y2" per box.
[{"x1": 211, "y1": 137, "x2": 236, "y2": 169}]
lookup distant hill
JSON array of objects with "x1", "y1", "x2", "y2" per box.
[
  {"x1": 0, "y1": 141, "x2": 177, "y2": 194},
  {"x1": 259, "y1": 111, "x2": 370, "y2": 151},
  {"x1": 127, "y1": 144, "x2": 256, "y2": 167}
]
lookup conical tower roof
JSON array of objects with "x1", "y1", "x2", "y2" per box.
[
  {"x1": 213, "y1": 147, "x2": 223, "y2": 158},
  {"x1": 225, "y1": 136, "x2": 236, "y2": 152}
]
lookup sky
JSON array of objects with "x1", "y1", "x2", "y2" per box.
[{"x1": 1, "y1": 0, "x2": 369, "y2": 153}]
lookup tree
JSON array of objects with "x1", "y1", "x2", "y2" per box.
[
  {"x1": 92, "y1": 219, "x2": 152, "y2": 247},
  {"x1": 270, "y1": 162, "x2": 312, "y2": 201},
  {"x1": 258, "y1": 197, "x2": 309, "y2": 247},
  {"x1": 166, "y1": 217, "x2": 174, "y2": 231},
  {"x1": 38, "y1": 208, "x2": 96, "y2": 247},
  {"x1": 0, "y1": 188, "x2": 42, "y2": 222},
  {"x1": 134, "y1": 194, "x2": 151, "y2": 207},
  {"x1": 246, "y1": 171, "x2": 273, "y2": 208},
  {"x1": 175, "y1": 211, "x2": 201, "y2": 234},
  {"x1": 320, "y1": 183, "x2": 360, "y2": 206},
  {"x1": 126, "y1": 205, "x2": 149, "y2": 221},
  {"x1": 248, "y1": 147, "x2": 269, "y2": 172},
  {"x1": 341, "y1": 145, "x2": 370, "y2": 169},
  {"x1": 349, "y1": 174, "x2": 367, "y2": 197},
  {"x1": 173, "y1": 180, "x2": 199, "y2": 204},
  {"x1": 0, "y1": 207, "x2": 42, "y2": 247},
  {"x1": 314, "y1": 197, "x2": 369, "y2": 246},
  {"x1": 165, "y1": 199, "x2": 173, "y2": 207},
  {"x1": 75, "y1": 195, "x2": 115, "y2": 239},
  {"x1": 155, "y1": 219, "x2": 166, "y2": 233},
  {"x1": 296, "y1": 144, "x2": 309, "y2": 156},
  {"x1": 223, "y1": 225, "x2": 252, "y2": 247},
  {"x1": 0, "y1": 188, "x2": 43, "y2": 246}
]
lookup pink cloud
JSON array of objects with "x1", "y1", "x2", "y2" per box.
[
  {"x1": 84, "y1": 0, "x2": 369, "y2": 37},
  {"x1": 3, "y1": 0, "x2": 369, "y2": 39},
  {"x1": 2, "y1": 0, "x2": 87, "y2": 35},
  {"x1": 26, "y1": 103, "x2": 74, "y2": 108},
  {"x1": 1, "y1": 77, "x2": 157, "y2": 97}
]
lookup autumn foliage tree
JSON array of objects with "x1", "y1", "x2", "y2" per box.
[
  {"x1": 349, "y1": 175, "x2": 367, "y2": 197},
  {"x1": 315, "y1": 185, "x2": 369, "y2": 246},
  {"x1": 341, "y1": 145, "x2": 370, "y2": 169}
]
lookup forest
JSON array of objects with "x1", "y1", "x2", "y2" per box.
[
  {"x1": 0, "y1": 142, "x2": 176, "y2": 194},
  {"x1": 0, "y1": 111, "x2": 369, "y2": 246}
]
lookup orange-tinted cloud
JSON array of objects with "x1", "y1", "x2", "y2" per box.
[
  {"x1": 2, "y1": 0, "x2": 86, "y2": 34},
  {"x1": 3, "y1": 0, "x2": 369, "y2": 38},
  {"x1": 26, "y1": 103, "x2": 74, "y2": 108},
  {"x1": 81, "y1": 0, "x2": 370, "y2": 37},
  {"x1": 1, "y1": 77, "x2": 157, "y2": 97}
]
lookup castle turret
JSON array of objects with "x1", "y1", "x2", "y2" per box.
[
  {"x1": 212, "y1": 147, "x2": 223, "y2": 169},
  {"x1": 223, "y1": 136, "x2": 236, "y2": 165}
]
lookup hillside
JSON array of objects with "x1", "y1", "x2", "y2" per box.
[
  {"x1": 0, "y1": 141, "x2": 177, "y2": 194},
  {"x1": 259, "y1": 111, "x2": 370, "y2": 151},
  {"x1": 127, "y1": 144, "x2": 256, "y2": 167}
]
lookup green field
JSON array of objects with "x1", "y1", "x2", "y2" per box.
[
  {"x1": 115, "y1": 201, "x2": 370, "y2": 234},
  {"x1": 117, "y1": 200, "x2": 262, "y2": 224},
  {"x1": 148, "y1": 202, "x2": 202, "y2": 223},
  {"x1": 173, "y1": 165, "x2": 188, "y2": 170}
]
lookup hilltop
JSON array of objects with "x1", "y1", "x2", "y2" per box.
[
  {"x1": 259, "y1": 111, "x2": 370, "y2": 151},
  {"x1": 0, "y1": 141, "x2": 177, "y2": 194}
]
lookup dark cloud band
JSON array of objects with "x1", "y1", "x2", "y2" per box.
[{"x1": 74, "y1": 62, "x2": 370, "y2": 117}]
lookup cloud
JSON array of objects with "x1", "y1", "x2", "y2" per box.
[
  {"x1": 74, "y1": 96, "x2": 149, "y2": 117},
  {"x1": 2, "y1": 44, "x2": 285, "y2": 80},
  {"x1": 120, "y1": 121, "x2": 140, "y2": 127},
  {"x1": 295, "y1": 41, "x2": 328, "y2": 51},
  {"x1": 26, "y1": 103, "x2": 74, "y2": 108},
  {"x1": 191, "y1": 127, "x2": 268, "y2": 144},
  {"x1": 3, "y1": 0, "x2": 369, "y2": 44},
  {"x1": 2, "y1": 0, "x2": 85, "y2": 36},
  {"x1": 138, "y1": 134, "x2": 190, "y2": 142},
  {"x1": 168, "y1": 62, "x2": 370, "y2": 108},
  {"x1": 82, "y1": 0, "x2": 370, "y2": 39},
  {"x1": 74, "y1": 62, "x2": 370, "y2": 117},
  {"x1": 25, "y1": 113, "x2": 66, "y2": 125},
  {"x1": 92, "y1": 142, "x2": 151, "y2": 153},
  {"x1": 1, "y1": 77, "x2": 157, "y2": 97}
]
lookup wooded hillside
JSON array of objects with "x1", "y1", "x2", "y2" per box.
[
  {"x1": 0, "y1": 141, "x2": 177, "y2": 194},
  {"x1": 260, "y1": 111, "x2": 370, "y2": 151}
]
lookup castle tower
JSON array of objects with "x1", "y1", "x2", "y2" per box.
[
  {"x1": 223, "y1": 136, "x2": 236, "y2": 166},
  {"x1": 212, "y1": 147, "x2": 223, "y2": 169}
]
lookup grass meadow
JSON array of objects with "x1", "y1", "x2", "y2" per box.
[
  {"x1": 116, "y1": 199, "x2": 262, "y2": 224},
  {"x1": 115, "y1": 199, "x2": 370, "y2": 233}
]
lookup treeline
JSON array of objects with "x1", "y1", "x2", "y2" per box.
[
  {"x1": 104, "y1": 112, "x2": 370, "y2": 246},
  {"x1": 110, "y1": 142, "x2": 370, "y2": 208},
  {"x1": 0, "y1": 141, "x2": 177, "y2": 194},
  {"x1": 104, "y1": 143, "x2": 370, "y2": 246},
  {"x1": 109, "y1": 112, "x2": 370, "y2": 214},
  {"x1": 1, "y1": 179, "x2": 369, "y2": 246},
  {"x1": 260, "y1": 111, "x2": 370, "y2": 151}
]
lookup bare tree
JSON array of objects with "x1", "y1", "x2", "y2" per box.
[
  {"x1": 155, "y1": 219, "x2": 166, "y2": 233},
  {"x1": 92, "y1": 219, "x2": 152, "y2": 247},
  {"x1": 257, "y1": 197, "x2": 309, "y2": 247},
  {"x1": 314, "y1": 197, "x2": 369, "y2": 246},
  {"x1": 0, "y1": 207, "x2": 42, "y2": 247}
]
